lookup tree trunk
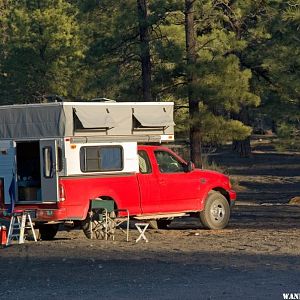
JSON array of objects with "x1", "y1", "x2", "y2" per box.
[
  {"x1": 232, "y1": 137, "x2": 251, "y2": 157},
  {"x1": 137, "y1": 0, "x2": 153, "y2": 102},
  {"x1": 232, "y1": 107, "x2": 252, "y2": 157},
  {"x1": 185, "y1": 0, "x2": 202, "y2": 167}
]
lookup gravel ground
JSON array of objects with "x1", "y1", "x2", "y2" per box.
[{"x1": 1, "y1": 204, "x2": 300, "y2": 300}]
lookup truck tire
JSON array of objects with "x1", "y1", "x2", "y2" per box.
[
  {"x1": 39, "y1": 224, "x2": 59, "y2": 240},
  {"x1": 157, "y1": 219, "x2": 172, "y2": 229},
  {"x1": 200, "y1": 191, "x2": 230, "y2": 230},
  {"x1": 81, "y1": 210, "x2": 106, "y2": 239}
]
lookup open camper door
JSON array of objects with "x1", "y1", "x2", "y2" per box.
[
  {"x1": 39, "y1": 140, "x2": 59, "y2": 202},
  {"x1": 0, "y1": 140, "x2": 16, "y2": 207}
]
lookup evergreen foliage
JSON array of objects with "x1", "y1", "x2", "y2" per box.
[
  {"x1": 0, "y1": 0, "x2": 83, "y2": 103},
  {"x1": 0, "y1": 0, "x2": 298, "y2": 152}
]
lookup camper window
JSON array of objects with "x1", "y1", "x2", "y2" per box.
[{"x1": 80, "y1": 146, "x2": 123, "y2": 172}]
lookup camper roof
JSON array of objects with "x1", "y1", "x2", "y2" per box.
[{"x1": 0, "y1": 102, "x2": 175, "y2": 142}]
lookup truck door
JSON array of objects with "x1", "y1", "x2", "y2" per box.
[
  {"x1": 136, "y1": 150, "x2": 161, "y2": 214},
  {"x1": 39, "y1": 140, "x2": 59, "y2": 202},
  {"x1": 0, "y1": 141, "x2": 16, "y2": 206},
  {"x1": 154, "y1": 150, "x2": 200, "y2": 212}
]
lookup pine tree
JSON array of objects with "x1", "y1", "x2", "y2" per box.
[
  {"x1": 77, "y1": 0, "x2": 181, "y2": 101},
  {"x1": 76, "y1": 1, "x2": 140, "y2": 101},
  {"x1": 0, "y1": 0, "x2": 83, "y2": 103},
  {"x1": 154, "y1": 1, "x2": 259, "y2": 159},
  {"x1": 185, "y1": 0, "x2": 202, "y2": 166},
  {"x1": 240, "y1": 1, "x2": 300, "y2": 149}
]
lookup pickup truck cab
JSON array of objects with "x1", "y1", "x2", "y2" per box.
[
  {"x1": 135, "y1": 145, "x2": 236, "y2": 229},
  {"x1": 61, "y1": 144, "x2": 235, "y2": 239}
]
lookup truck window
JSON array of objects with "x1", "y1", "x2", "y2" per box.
[
  {"x1": 0, "y1": 177, "x2": 4, "y2": 205},
  {"x1": 43, "y1": 146, "x2": 62, "y2": 176},
  {"x1": 138, "y1": 150, "x2": 152, "y2": 174},
  {"x1": 57, "y1": 147, "x2": 63, "y2": 172},
  {"x1": 80, "y1": 146, "x2": 123, "y2": 172},
  {"x1": 154, "y1": 150, "x2": 185, "y2": 173},
  {"x1": 43, "y1": 147, "x2": 53, "y2": 178}
]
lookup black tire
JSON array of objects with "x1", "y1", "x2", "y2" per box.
[
  {"x1": 81, "y1": 210, "x2": 106, "y2": 240},
  {"x1": 148, "y1": 219, "x2": 172, "y2": 229},
  {"x1": 157, "y1": 219, "x2": 172, "y2": 229},
  {"x1": 200, "y1": 191, "x2": 230, "y2": 230},
  {"x1": 39, "y1": 224, "x2": 59, "y2": 240}
]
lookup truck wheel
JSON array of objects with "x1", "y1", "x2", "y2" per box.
[
  {"x1": 81, "y1": 210, "x2": 106, "y2": 239},
  {"x1": 157, "y1": 219, "x2": 172, "y2": 229},
  {"x1": 39, "y1": 224, "x2": 59, "y2": 240},
  {"x1": 200, "y1": 191, "x2": 230, "y2": 230}
]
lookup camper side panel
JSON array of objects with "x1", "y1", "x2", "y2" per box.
[{"x1": 64, "y1": 140, "x2": 139, "y2": 176}]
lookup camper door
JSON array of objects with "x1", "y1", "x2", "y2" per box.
[
  {"x1": 40, "y1": 140, "x2": 59, "y2": 202},
  {"x1": 0, "y1": 140, "x2": 16, "y2": 206}
]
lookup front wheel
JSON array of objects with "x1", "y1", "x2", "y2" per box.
[
  {"x1": 148, "y1": 219, "x2": 172, "y2": 229},
  {"x1": 200, "y1": 191, "x2": 230, "y2": 230}
]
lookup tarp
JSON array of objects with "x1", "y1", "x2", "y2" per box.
[
  {"x1": 73, "y1": 105, "x2": 115, "y2": 129},
  {"x1": 133, "y1": 106, "x2": 175, "y2": 127},
  {"x1": 0, "y1": 104, "x2": 65, "y2": 139}
]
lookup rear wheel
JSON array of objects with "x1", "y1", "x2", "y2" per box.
[
  {"x1": 81, "y1": 209, "x2": 111, "y2": 239},
  {"x1": 200, "y1": 191, "x2": 230, "y2": 230},
  {"x1": 39, "y1": 224, "x2": 59, "y2": 240}
]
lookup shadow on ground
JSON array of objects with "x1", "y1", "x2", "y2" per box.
[
  {"x1": 211, "y1": 148, "x2": 300, "y2": 204},
  {"x1": 0, "y1": 248, "x2": 299, "y2": 300}
]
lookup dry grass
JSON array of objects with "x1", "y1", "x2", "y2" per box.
[{"x1": 289, "y1": 197, "x2": 300, "y2": 205}]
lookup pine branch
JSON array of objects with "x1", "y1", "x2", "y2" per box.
[{"x1": 156, "y1": 81, "x2": 186, "y2": 95}]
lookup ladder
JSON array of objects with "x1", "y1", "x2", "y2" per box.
[{"x1": 6, "y1": 211, "x2": 37, "y2": 246}]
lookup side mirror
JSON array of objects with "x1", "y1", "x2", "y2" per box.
[{"x1": 187, "y1": 161, "x2": 195, "y2": 172}]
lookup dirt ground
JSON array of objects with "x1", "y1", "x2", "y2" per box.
[{"x1": 1, "y1": 143, "x2": 300, "y2": 300}]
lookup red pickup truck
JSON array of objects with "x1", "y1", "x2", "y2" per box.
[
  {"x1": 1, "y1": 143, "x2": 236, "y2": 240},
  {"x1": 63, "y1": 144, "x2": 235, "y2": 238}
]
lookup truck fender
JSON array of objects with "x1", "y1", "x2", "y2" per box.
[
  {"x1": 200, "y1": 185, "x2": 230, "y2": 211},
  {"x1": 81, "y1": 194, "x2": 119, "y2": 220}
]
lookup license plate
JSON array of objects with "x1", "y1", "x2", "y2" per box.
[{"x1": 28, "y1": 210, "x2": 37, "y2": 219}]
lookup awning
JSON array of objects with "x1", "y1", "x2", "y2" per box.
[
  {"x1": 133, "y1": 106, "x2": 175, "y2": 128},
  {"x1": 73, "y1": 106, "x2": 115, "y2": 129}
]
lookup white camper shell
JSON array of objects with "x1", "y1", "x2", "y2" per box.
[{"x1": 0, "y1": 102, "x2": 174, "y2": 206}]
